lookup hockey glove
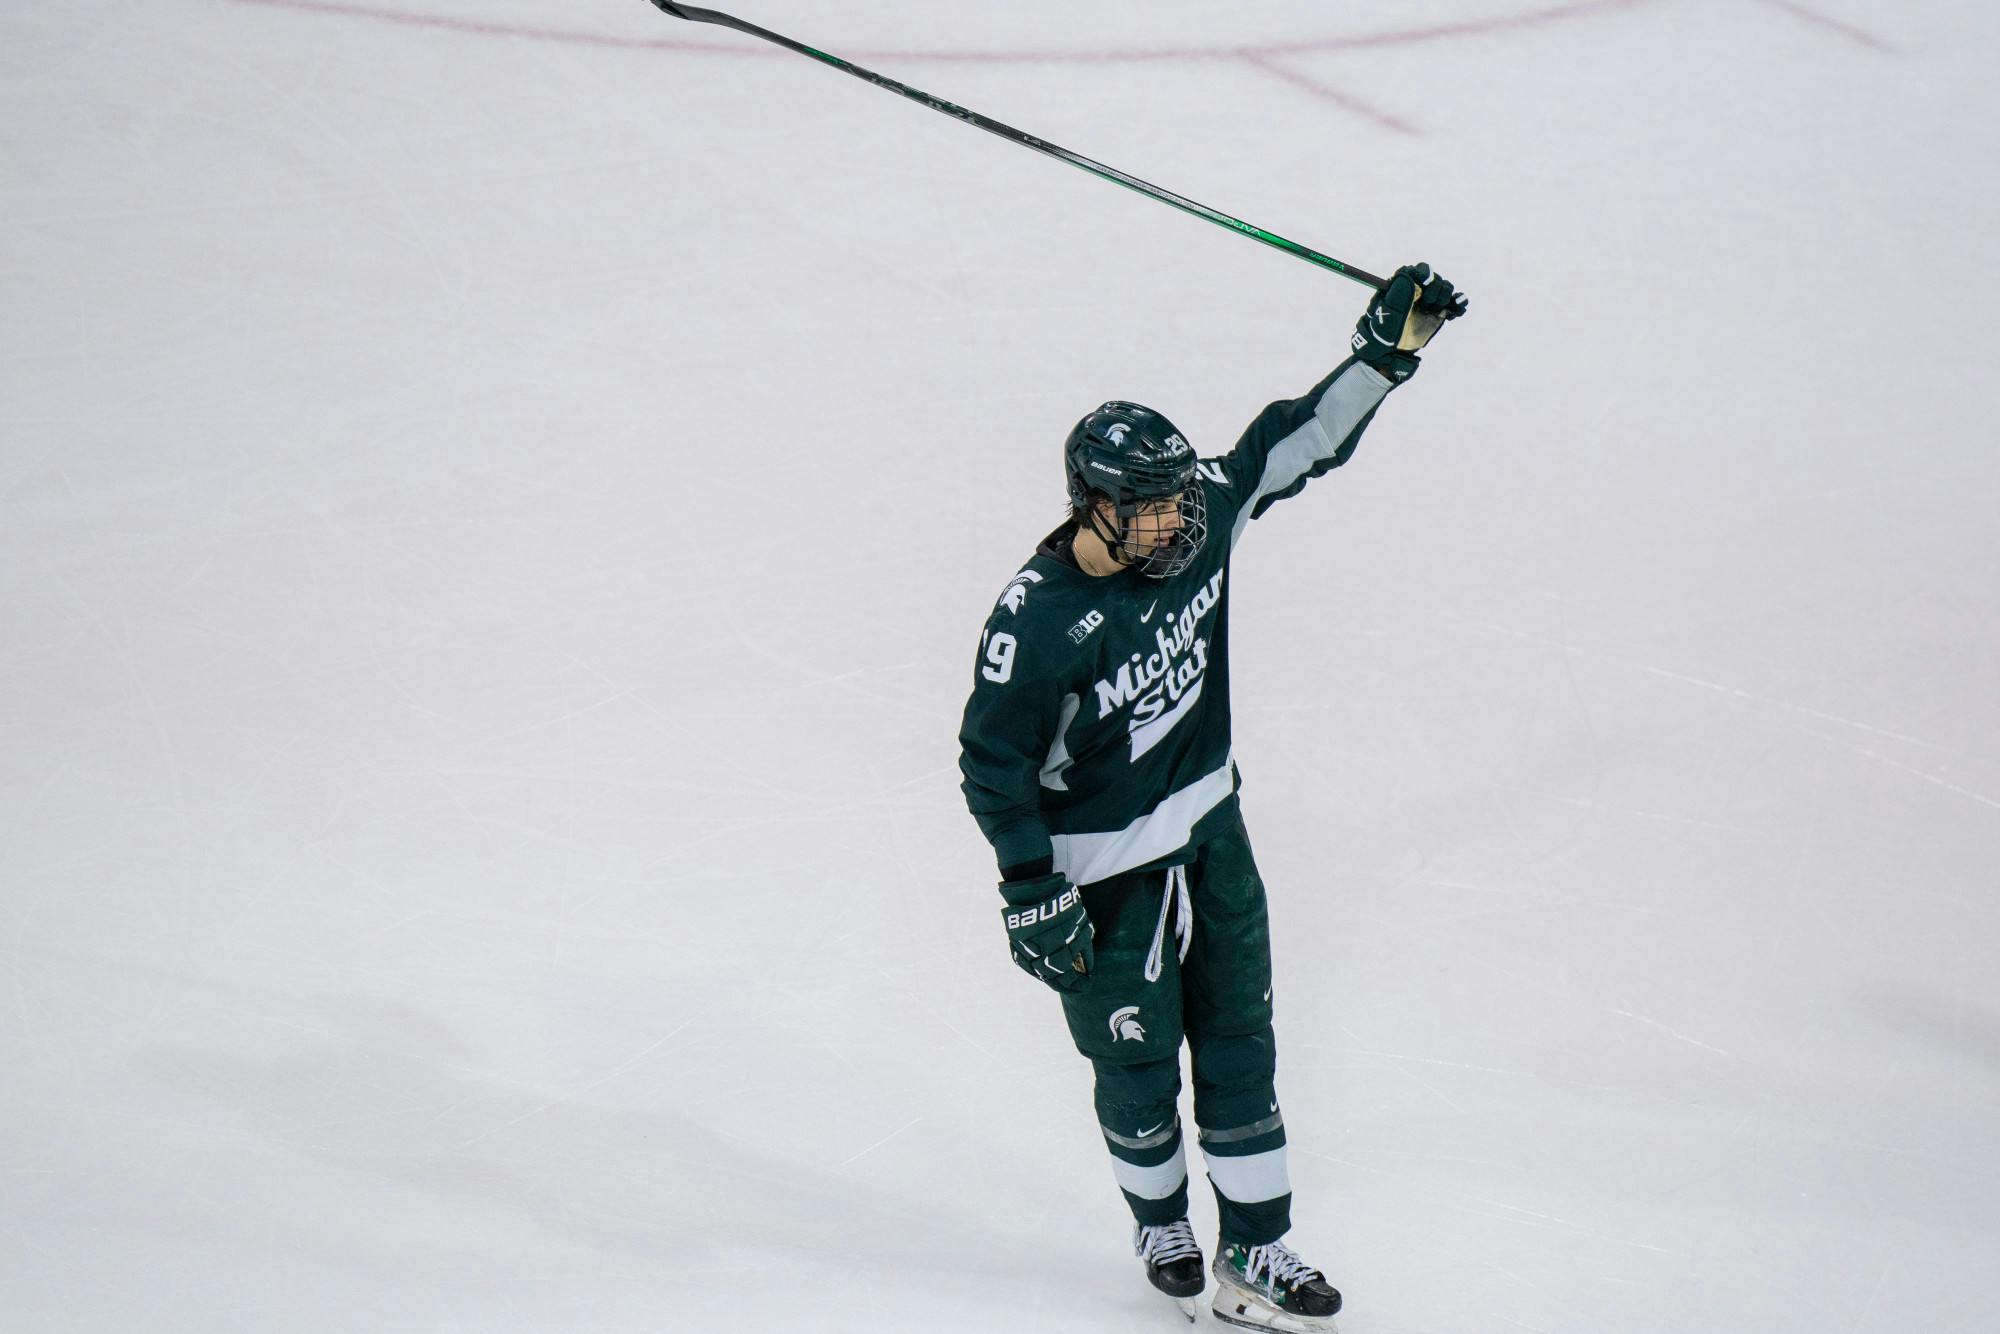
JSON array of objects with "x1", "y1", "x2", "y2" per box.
[
  {"x1": 1350, "y1": 262, "x2": 1469, "y2": 383},
  {"x1": 1000, "y1": 872, "x2": 1094, "y2": 994}
]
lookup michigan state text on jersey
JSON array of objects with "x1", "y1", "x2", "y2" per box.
[
  {"x1": 958, "y1": 369, "x2": 1390, "y2": 888},
  {"x1": 956, "y1": 263, "x2": 1468, "y2": 1329}
]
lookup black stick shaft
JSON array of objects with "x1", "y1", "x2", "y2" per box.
[{"x1": 650, "y1": 1, "x2": 1387, "y2": 292}]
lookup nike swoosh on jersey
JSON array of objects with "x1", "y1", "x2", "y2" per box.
[{"x1": 1140, "y1": 600, "x2": 1158, "y2": 623}]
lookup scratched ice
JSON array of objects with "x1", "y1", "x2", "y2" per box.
[{"x1": 3, "y1": 2, "x2": 1998, "y2": 1331}]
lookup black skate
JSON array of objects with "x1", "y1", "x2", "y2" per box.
[
  {"x1": 1209, "y1": 1239, "x2": 1342, "y2": 1332},
  {"x1": 1134, "y1": 1218, "x2": 1205, "y2": 1322}
]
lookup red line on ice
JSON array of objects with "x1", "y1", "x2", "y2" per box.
[
  {"x1": 226, "y1": 0, "x2": 1653, "y2": 66},
  {"x1": 227, "y1": 0, "x2": 711, "y2": 51},
  {"x1": 223, "y1": 0, "x2": 1669, "y2": 133},
  {"x1": 1747, "y1": 0, "x2": 1895, "y2": 53},
  {"x1": 1237, "y1": 54, "x2": 1422, "y2": 137}
]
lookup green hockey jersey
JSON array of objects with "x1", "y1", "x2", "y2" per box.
[{"x1": 958, "y1": 355, "x2": 1400, "y2": 887}]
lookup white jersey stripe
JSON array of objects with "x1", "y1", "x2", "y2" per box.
[
  {"x1": 1110, "y1": 1143, "x2": 1190, "y2": 1201},
  {"x1": 1049, "y1": 756, "x2": 1235, "y2": 886},
  {"x1": 1230, "y1": 361, "x2": 1392, "y2": 549},
  {"x1": 1038, "y1": 691, "x2": 1083, "y2": 791}
]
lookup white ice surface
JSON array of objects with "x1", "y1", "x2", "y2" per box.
[{"x1": 4, "y1": 2, "x2": 1999, "y2": 1331}]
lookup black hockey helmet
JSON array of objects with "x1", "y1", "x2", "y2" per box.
[{"x1": 1063, "y1": 401, "x2": 1209, "y2": 578}]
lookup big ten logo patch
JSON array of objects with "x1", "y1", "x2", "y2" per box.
[{"x1": 1068, "y1": 609, "x2": 1104, "y2": 644}]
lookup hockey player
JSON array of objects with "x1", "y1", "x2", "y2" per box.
[{"x1": 957, "y1": 265, "x2": 1466, "y2": 1330}]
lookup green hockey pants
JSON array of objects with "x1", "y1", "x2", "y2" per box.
[{"x1": 1058, "y1": 808, "x2": 1292, "y2": 1246}]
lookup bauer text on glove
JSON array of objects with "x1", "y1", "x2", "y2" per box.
[{"x1": 1000, "y1": 872, "x2": 1094, "y2": 994}]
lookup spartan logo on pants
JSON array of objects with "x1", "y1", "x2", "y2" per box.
[
  {"x1": 1092, "y1": 568, "x2": 1226, "y2": 761},
  {"x1": 1109, "y1": 1006, "x2": 1147, "y2": 1042}
]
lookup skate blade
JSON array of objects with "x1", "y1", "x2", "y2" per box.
[
  {"x1": 1209, "y1": 1288, "x2": 1337, "y2": 1334},
  {"x1": 1175, "y1": 1295, "x2": 1199, "y2": 1323}
]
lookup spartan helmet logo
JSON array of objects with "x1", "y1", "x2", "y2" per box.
[
  {"x1": 1108, "y1": 1005, "x2": 1146, "y2": 1042},
  {"x1": 1105, "y1": 422, "x2": 1130, "y2": 447}
]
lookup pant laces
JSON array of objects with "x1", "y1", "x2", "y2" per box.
[
  {"x1": 1241, "y1": 1241, "x2": 1319, "y2": 1293},
  {"x1": 1134, "y1": 1219, "x2": 1201, "y2": 1266},
  {"x1": 1142, "y1": 865, "x2": 1194, "y2": 983}
]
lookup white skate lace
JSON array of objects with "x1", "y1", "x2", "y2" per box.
[
  {"x1": 1134, "y1": 1218, "x2": 1201, "y2": 1266},
  {"x1": 1239, "y1": 1241, "x2": 1321, "y2": 1294}
]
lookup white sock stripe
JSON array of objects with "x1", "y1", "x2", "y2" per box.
[
  {"x1": 1109, "y1": 1143, "x2": 1188, "y2": 1201},
  {"x1": 1202, "y1": 1144, "x2": 1291, "y2": 1204}
]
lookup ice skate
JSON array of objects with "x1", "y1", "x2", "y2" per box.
[
  {"x1": 1208, "y1": 1238, "x2": 1341, "y2": 1332},
  {"x1": 1134, "y1": 1218, "x2": 1205, "y2": 1322}
]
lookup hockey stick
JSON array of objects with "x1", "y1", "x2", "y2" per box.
[{"x1": 647, "y1": 1, "x2": 1387, "y2": 292}]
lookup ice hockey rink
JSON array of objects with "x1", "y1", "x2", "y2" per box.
[{"x1": 4, "y1": 1, "x2": 1997, "y2": 1330}]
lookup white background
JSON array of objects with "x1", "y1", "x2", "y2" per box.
[{"x1": 4, "y1": 1, "x2": 1997, "y2": 1330}]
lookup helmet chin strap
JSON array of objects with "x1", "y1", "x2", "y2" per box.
[{"x1": 1082, "y1": 503, "x2": 1136, "y2": 570}]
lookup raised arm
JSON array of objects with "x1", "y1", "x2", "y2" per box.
[{"x1": 1214, "y1": 262, "x2": 1467, "y2": 545}]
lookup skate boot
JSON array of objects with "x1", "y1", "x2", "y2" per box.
[
  {"x1": 1209, "y1": 1238, "x2": 1342, "y2": 1332},
  {"x1": 1133, "y1": 1218, "x2": 1205, "y2": 1322}
]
